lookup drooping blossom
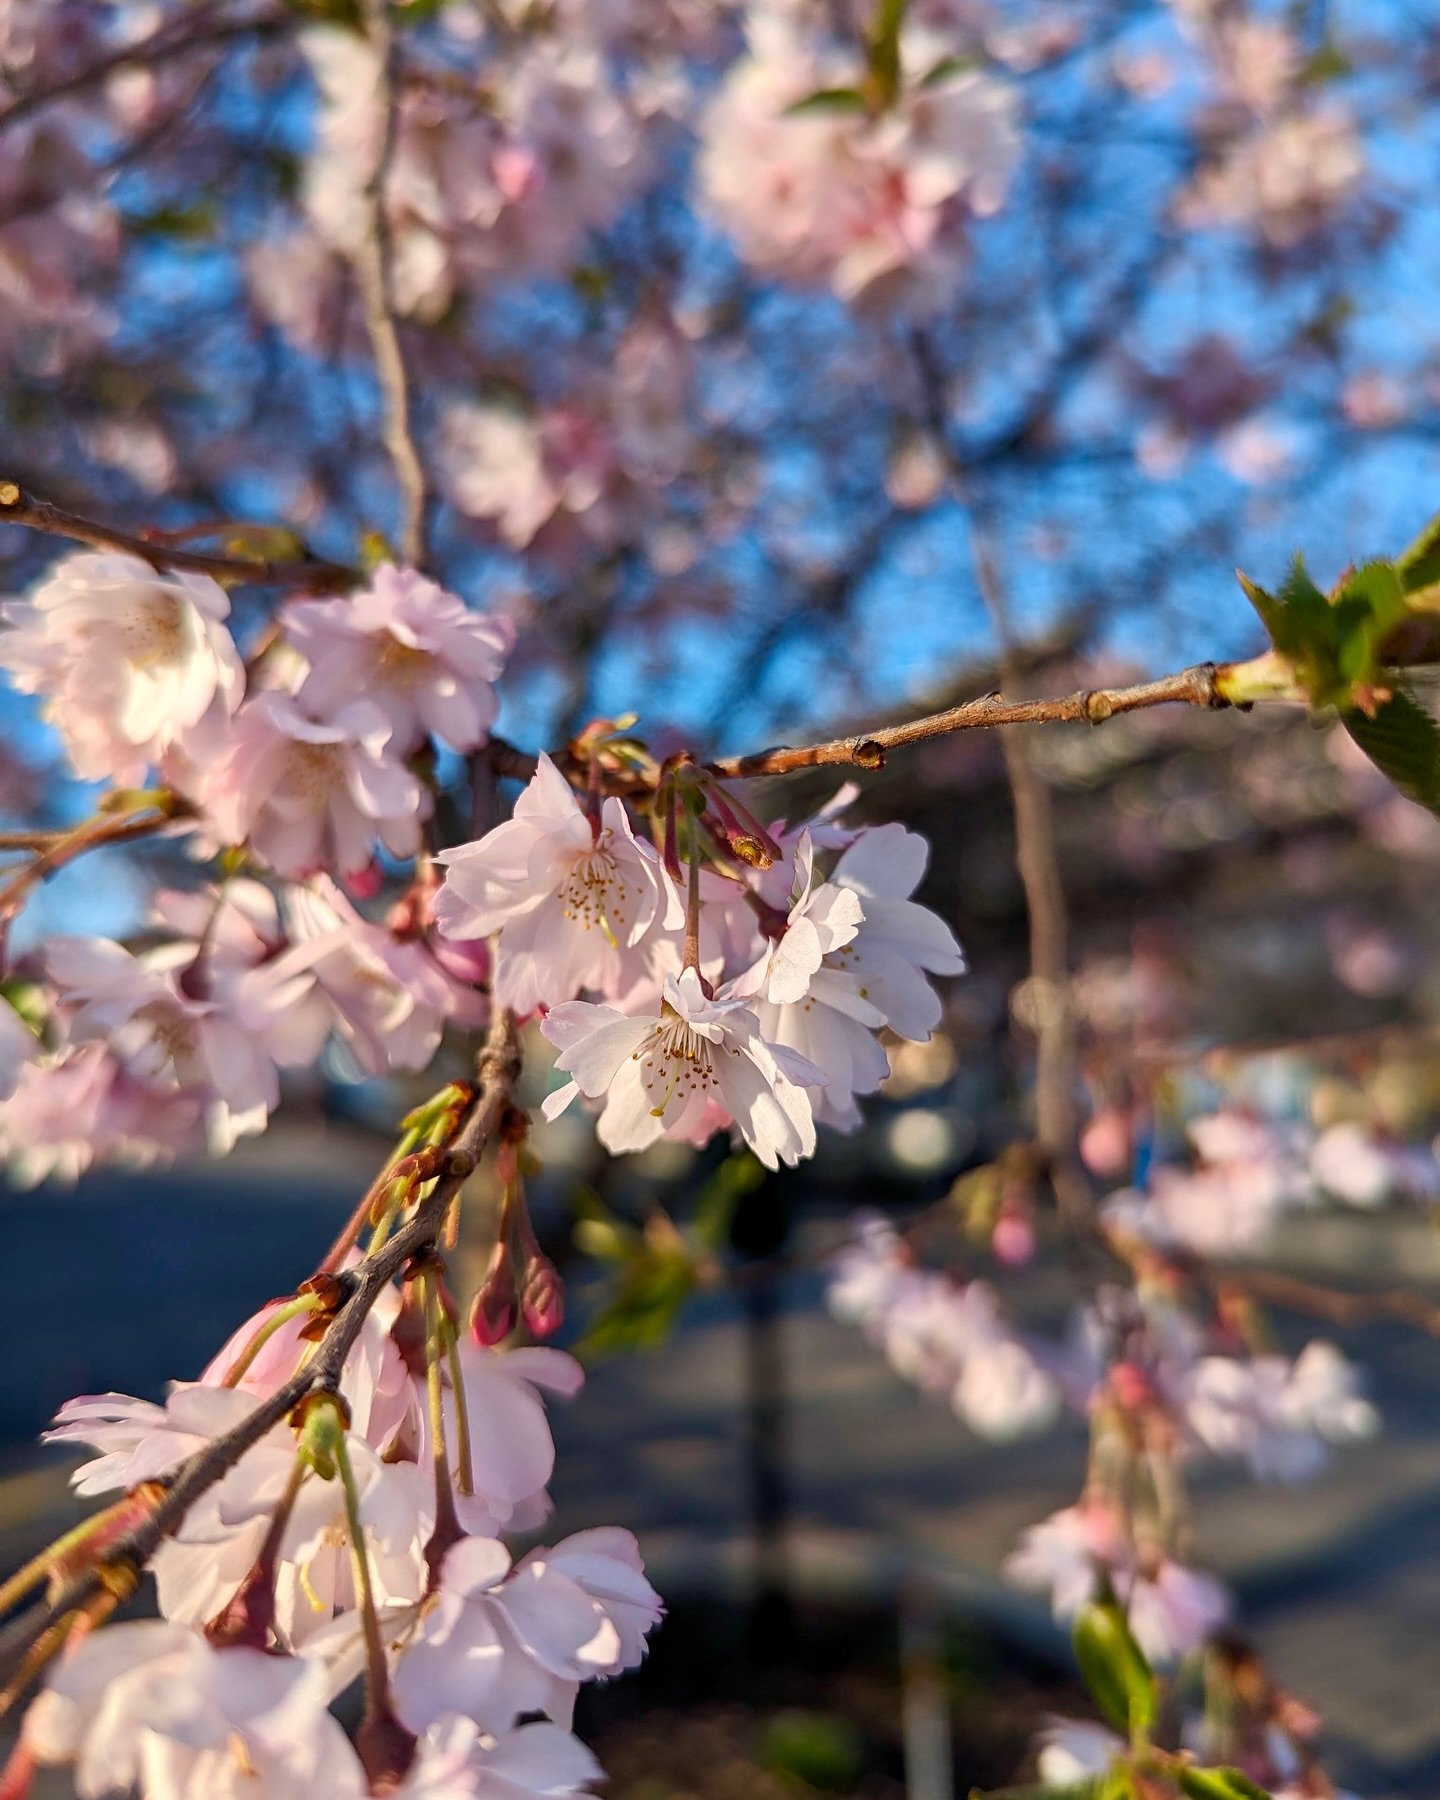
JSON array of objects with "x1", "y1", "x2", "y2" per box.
[
  {"x1": 0, "y1": 1041, "x2": 203, "y2": 1186},
  {"x1": 282, "y1": 564, "x2": 512, "y2": 754},
  {"x1": 45, "y1": 932, "x2": 314, "y2": 1152},
  {"x1": 390, "y1": 1529, "x2": 660, "y2": 1735},
  {"x1": 198, "y1": 691, "x2": 429, "y2": 879},
  {"x1": 436, "y1": 754, "x2": 674, "y2": 1015},
  {"x1": 277, "y1": 875, "x2": 482, "y2": 1077},
  {"x1": 745, "y1": 821, "x2": 964, "y2": 1127},
  {"x1": 1178, "y1": 1342, "x2": 1379, "y2": 1483},
  {"x1": 0, "y1": 551, "x2": 243, "y2": 785},
  {"x1": 23, "y1": 1622, "x2": 354, "y2": 1800},
  {"x1": 395, "y1": 1720, "x2": 602, "y2": 1800},
  {"x1": 541, "y1": 965, "x2": 825, "y2": 1168},
  {"x1": 826, "y1": 1214, "x2": 1059, "y2": 1440},
  {"x1": 1004, "y1": 1501, "x2": 1229, "y2": 1661}
]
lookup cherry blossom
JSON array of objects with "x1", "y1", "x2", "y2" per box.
[
  {"x1": 0, "y1": 551, "x2": 243, "y2": 786},
  {"x1": 23, "y1": 1621, "x2": 353, "y2": 1800},
  {"x1": 391, "y1": 1529, "x2": 660, "y2": 1735},
  {"x1": 1179, "y1": 1342, "x2": 1379, "y2": 1483},
  {"x1": 436, "y1": 754, "x2": 674, "y2": 1015},
  {"x1": 396, "y1": 1720, "x2": 602, "y2": 1800},
  {"x1": 277, "y1": 875, "x2": 481, "y2": 1078},
  {"x1": 541, "y1": 966, "x2": 825, "y2": 1167},
  {"x1": 282, "y1": 564, "x2": 512, "y2": 755},
  {"x1": 198, "y1": 691, "x2": 429, "y2": 879},
  {"x1": 45, "y1": 933, "x2": 312, "y2": 1152},
  {"x1": 698, "y1": 11, "x2": 1021, "y2": 308},
  {"x1": 1004, "y1": 1502, "x2": 1229, "y2": 1662}
]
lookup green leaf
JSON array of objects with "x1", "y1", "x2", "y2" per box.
[
  {"x1": 692, "y1": 1150, "x2": 764, "y2": 1250},
  {"x1": 976, "y1": 1784, "x2": 1105, "y2": 1800},
  {"x1": 1177, "y1": 1769, "x2": 1273, "y2": 1800},
  {"x1": 918, "y1": 51, "x2": 981, "y2": 87},
  {"x1": 1396, "y1": 510, "x2": 1440, "y2": 594},
  {"x1": 1073, "y1": 1602, "x2": 1156, "y2": 1737},
  {"x1": 759, "y1": 1712, "x2": 862, "y2": 1791},
  {"x1": 1343, "y1": 686, "x2": 1440, "y2": 814},
  {"x1": 783, "y1": 86, "x2": 870, "y2": 117}
]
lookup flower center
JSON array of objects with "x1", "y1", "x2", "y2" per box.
[
  {"x1": 639, "y1": 1014, "x2": 718, "y2": 1118},
  {"x1": 123, "y1": 596, "x2": 187, "y2": 670},
  {"x1": 558, "y1": 836, "x2": 634, "y2": 947},
  {"x1": 376, "y1": 635, "x2": 435, "y2": 689}
]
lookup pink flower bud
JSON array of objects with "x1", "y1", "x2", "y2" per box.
[
  {"x1": 1080, "y1": 1107, "x2": 1131, "y2": 1179},
  {"x1": 469, "y1": 1242, "x2": 518, "y2": 1347},
  {"x1": 991, "y1": 1213, "x2": 1035, "y2": 1267},
  {"x1": 521, "y1": 1254, "x2": 565, "y2": 1339}
]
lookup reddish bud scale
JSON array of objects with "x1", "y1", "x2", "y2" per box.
[{"x1": 356, "y1": 1706, "x2": 419, "y2": 1796}]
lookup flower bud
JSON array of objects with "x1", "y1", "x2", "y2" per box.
[
  {"x1": 521, "y1": 1254, "x2": 565, "y2": 1339},
  {"x1": 468, "y1": 1240, "x2": 518, "y2": 1347}
]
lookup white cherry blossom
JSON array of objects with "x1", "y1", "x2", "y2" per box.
[
  {"x1": 283, "y1": 564, "x2": 512, "y2": 755},
  {"x1": 0, "y1": 551, "x2": 243, "y2": 786},
  {"x1": 541, "y1": 966, "x2": 824, "y2": 1168},
  {"x1": 436, "y1": 754, "x2": 676, "y2": 1014}
]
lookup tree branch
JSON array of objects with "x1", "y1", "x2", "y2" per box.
[
  {"x1": 0, "y1": 483, "x2": 356, "y2": 589},
  {"x1": 0, "y1": 8, "x2": 292, "y2": 135},
  {"x1": 350, "y1": 0, "x2": 430, "y2": 569},
  {"x1": 0, "y1": 1007, "x2": 520, "y2": 1709},
  {"x1": 709, "y1": 662, "x2": 1232, "y2": 779}
]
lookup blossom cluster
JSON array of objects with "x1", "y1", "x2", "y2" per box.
[
  {"x1": 697, "y1": 10, "x2": 1021, "y2": 310},
  {"x1": 826, "y1": 1210, "x2": 1378, "y2": 1663},
  {"x1": 1095, "y1": 1105, "x2": 1440, "y2": 1260},
  {"x1": 20, "y1": 1275, "x2": 662, "y2": 1800},
  {"x1": 0, "y1": 552, "x2": 514, "y2": 1176}
]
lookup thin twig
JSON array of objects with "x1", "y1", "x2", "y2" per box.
[
  {"x1": 0, "y1": 8, "x2": 291, "y2": 134},
  {"x1": 1195, "y1": 1262, "x2": 1440, "y2": 1341},
  {"x1": 709, "y1": 663, "x2": 1231, "y2": 779},
  {"x1": 0, "y1": 483, "x2": 356, "y2": 589},
  {"x1": 350, "y1": 0, "x2": 430, "y2": 569},
  {"x1": 0, "y1": 1009, "x2": 520, "y2": 1708}
]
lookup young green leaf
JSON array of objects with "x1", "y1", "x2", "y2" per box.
[
  {"x1": 1073, "y1": 1601, "x2": 1157, "y2": 1737},
  {"x1": 1395, "y1": 509, "x2": 1440, "y2": 593},
  {"x1": 783, "y1": 87, "x2": 871, "y2": 117},
  {"x1": 1343, "y1": 686, "x2": 1440, "y2": 815}
]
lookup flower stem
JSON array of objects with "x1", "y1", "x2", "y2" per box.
[
  {"x1": 683, "y1": 818, "x2": 702, "y2": 975},
  {"x1": 220, "y1": 1293, "x2": 326, "y2": 1388},
  {"x1": 333, "y1": 1425, "x2": 394, "y2": 1726}
]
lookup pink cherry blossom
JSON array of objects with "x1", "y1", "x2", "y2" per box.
[
  {"x1": 0, "y1": 1041, "x2": 203, "y2": 1186},
  {"x1": 542, "y1": 966, "x2": 824, "y2": 1168},
  {"x1": 198, "y1": 691, "x2": 429, "y2": 879},
  {"x1": 46, "y1": 933, "x2": 310, "y2": 1152},
  {"x1": 0, "y1": 551, "x2": 243, "y2": 786},
  {"x1": 697, "y1": 13, "x2": 1020, "y2": 310},
  {"x1": 1003, "y1": 1501, "x2": 1132, "y2": 1621},
  {"x1": 396, "y1": 1720, "x2": 602, "y2": 1800},
  {"x1": 283, "y1": 564, "x2": 512, "y2": 755},
  {"x1": 391, "y1": 1527, "x2": 659, "y2": 1736},
  {"x1": 23, "y1": 1621, "x2": 354, "y2": 1800},
  {"x1": 277, "y1": 875, "x2": 482, "y2": 1077},
  {"x1": 1036, "y1": 1718, "x2": 1124, "y2": 1783},
  {"x1": 1179, "y1": 1342, "x2": 1379, "y2": 1483},
  {"x1": 436, "y1": 754, "x2": 674, "y2": 1014}
]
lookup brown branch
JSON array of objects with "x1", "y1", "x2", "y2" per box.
[
  {"x1": 0, "y1": 1008, "x2": 521, "y2": 1707},
  {"x1": 1196, "y1": 1262, "x2": 1440, "y2": 1341},
  {"x1": 0, "y1": 8, "x2": 292, "y2": 134},
  {"x1": 0, "y1": 483, "x2": 356, "y2": 590},
  {"x1": 350, "y1": 0, "x2": 430, "y2": 569},
  {"x1": 709, "y1": 663, "x2": 1232, "y2": 779}
]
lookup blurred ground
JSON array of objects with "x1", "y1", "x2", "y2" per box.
[{"x1": 4, "y1": 1123, "x2": 1440, "y2": 1795}]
